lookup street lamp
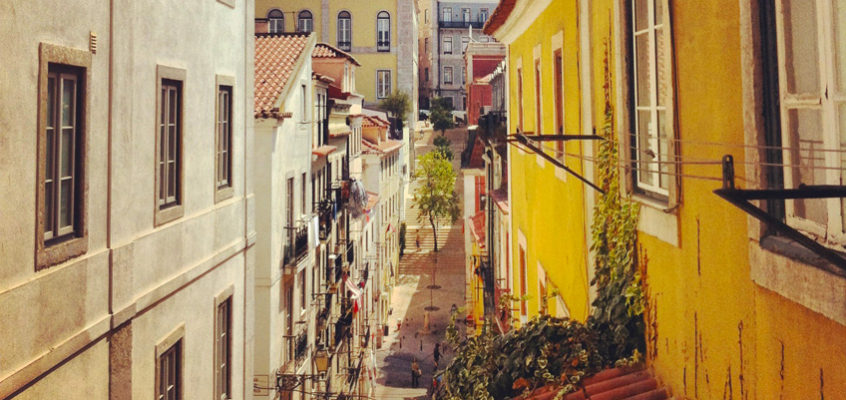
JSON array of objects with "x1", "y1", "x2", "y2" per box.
[{"x1": 314, "y1": 348, "x2": 329, "y2": 374}]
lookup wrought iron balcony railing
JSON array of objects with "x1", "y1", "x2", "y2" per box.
[
  {"x1": 294, "y1": 331, "x2": 308, "y2": 362},
  {"x1": 284, "y1": 224, "x2": 309, "y2": 265},
  {"x1": 318, "y1": 199, "x2": 334, "y2": 241},
  {"x1": 438, "y1": 20, "x2": 484, "y2": 29},
  {"x1": 377, "y1": 41, "x2": 390, "y2": 52},
  {"x1": 337, "y1": 41, "x2": 351, "y2": 51}
]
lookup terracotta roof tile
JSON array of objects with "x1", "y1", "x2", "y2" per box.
[
  {"x1": 483, "y1": 0, "x2": 517, "y2": 36},
  {"x1": 313, "y1": 43, "x2": 361, "y2": 66},
  {"x1": 312, "y1": 145, "x2": 337, "y2": 158},
  {"x1": 362, "y1": 138, "x2": 402, "y2": 155},
  {"x1": 519, "y1": 366, "x2": 670, "y2": 400},
  {"x1": 254, "y1": 32, "x2": 312, "y2": 118}
]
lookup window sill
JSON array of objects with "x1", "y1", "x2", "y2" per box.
[
  {"x1": 215, "y1": 186, "x2": 235, "y2": 204},
  {"x1": 216, "y1": 0, "x2": 235, "y2": 8},
  {"x1": 36, "y1": 235, "x2": 88, "y2": 271},
  {"x1": 751, "y1": 236, "x2": 846, "y2": 326},
  {"x1": 155, "y1": 204, "x2": 185, "y2": 227},
  {"x1": 633, "y1": 194, "x2": 678, "y2": 247}
]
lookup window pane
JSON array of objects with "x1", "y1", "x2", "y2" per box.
[
  {"x1": 169, "y1": 88, "x2": 177, "y2": 124},
  {"x1": 834, "y1": 0, "x2": 846, "y2": 91},
  {"x1": 61, "y1": 129, "x2": 73, "y2": 177},
  {"x1": 636, "y1": 110, "x2": 654, "y2": 186},
  {"x1": 788, "y1": 108, "x2": 826, "y2": 225},
  {"x1": 168, "y1": 161, "x2": 176, "y2": 199},
  {"x1": 60, "y1": 179, "x2": 72, "y2": 228},
  {"x1": 656, "y1": 26, "x2": 669, "y2": 107},
  {"x1": 782, "y1": 0, "x2": 820, "y2": 94},
  {"x1": 654, "y1": 0, "x2": 663, "y2": 25},
  {"x1": 168, "y1": 125, "x2": 176, "y2": 161},
  {"x1": 634, "y1": 0, "x2": 648, "y2": 31},
  {"x1": 657, "y1": 109, "x2": 670, "y2": 190},
  {"x1": 45, "y1": 181, "x2": 54, "y2": 234},
  {"x1": 46, "y1": 129, "x2": 54, "y2": 180},
  {"x1": 61, "y1": 78, "x2": 74, "y2": 127},
  {"x1": 635, "y1": 33, "x2": 651, "y2": 107},
  {"x1": 47, "y1": 77, "x2": 55, "y2": 129}
]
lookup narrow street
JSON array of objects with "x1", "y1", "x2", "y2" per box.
[{"x1": 372, "y1": 127, "x2": 469, "y2": 400}]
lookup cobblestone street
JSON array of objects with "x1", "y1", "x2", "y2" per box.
[{"x1": 372, "y1": 127, "x2": 469, "y2": 400}]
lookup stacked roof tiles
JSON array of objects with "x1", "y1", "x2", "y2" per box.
[
  {"x1": 518, "y1": 366, "x2": 671, "y2": 400},
  {"x1": 254, "y1": 32, "x2": 311, "y2": 119}
]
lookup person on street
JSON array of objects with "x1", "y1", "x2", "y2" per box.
[
  {"x1": 433, "y1": 343, "x2": 441, "y2": 369},
  {"x1": 415, "y1": 231, "x2": 420, "y2": 250},
  {"x1": 411, "y1": 357, "x2": 421, "y2": 387}
]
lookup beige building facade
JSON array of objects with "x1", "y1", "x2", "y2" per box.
[{"x1": 0, "y1": 1, "x2": 256, "y2": 399}]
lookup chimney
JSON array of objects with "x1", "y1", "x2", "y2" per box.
[{"x1": 255, "y1": 19, "x2": 269, "y2": 34}]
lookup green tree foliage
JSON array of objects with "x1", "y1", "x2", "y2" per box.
[
  {"x1": 439, "y1": 315, "x2": 604, "y2": 400},
  {"x1": 430, "y1": 97, "x2": 455, "y2": 135},
  {"x1": 410, "y1": 151, "x2": 460, "y2": 252},
  {"x1": 379, "y1": 90, "x2": 412, "y2": 132},
  {"x1": 586, "y1": 40, "x2": 644, "y2": 362},
  {"x1": 399, "y1": 222, "x2": 407, "y2": 257},
  {"x1": 433, "y1": 135, "x2": 454, "y2": 160}
]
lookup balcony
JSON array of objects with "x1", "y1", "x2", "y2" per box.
[
  {"x1": 284, "y1": 225, "x2": 309, "y2": 266},
  {"x1": 337, "y1": 41, "x2": 351, "y2": 51},
  {"x1": 438, "y1": 20, "x2": 485, "y2": 29},
  {"x1": 294, "y1": 330, "x2": 308, "y2": 362},
  {"x1": 493, "y1": 281, "x2": 511, "y2": 333},
  {"x1": 345, "y1": 240, "x2": 355, "y2": 266},
  {"x1": 377, "y1": 41, "x2": 390, "y2": 52},
  {"x1": 318, "y1": 199, "x2": 334, "y2": 241}
]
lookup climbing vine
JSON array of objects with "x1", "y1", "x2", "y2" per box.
[{"x1": 586, "y1": 39, "x2": 644, "y2": 363}]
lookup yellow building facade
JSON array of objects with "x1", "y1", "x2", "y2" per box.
[
  {"x1": 488, "y1": 0, "x2": 846, "y2": 398},
  {"x1": 255, "y1": 0, "x2": 417, "y2": 107}
]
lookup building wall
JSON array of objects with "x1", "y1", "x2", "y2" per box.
[
  {"x1": 0, "y1": 0, "x2": 255, "y2": 399},
  {"x1": 503, "y1": 0, "x2": 592, "y2": 323},
  {"x1": 256, "y1": 0, "x2": 417, "y2": 106}
]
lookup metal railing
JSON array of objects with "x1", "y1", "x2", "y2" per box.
[
  {"x1": 318, "y1": 199, "x2": 334, "y2": 241},
  {"x1": 376, "y1": 41, "x2": 390, "y2": 52},
  {"x1": 438, "y1": 20, "x2": 484, "y2": 29},
  {"x1": 284, "y1": 225, "x2": 309, "y2": 265},
  {"x1": 337, "y1": 41, "x2": 351, "y2": 51},
  {"x1": 295, "y1": 331, "x2": 308, "y2": 362}
]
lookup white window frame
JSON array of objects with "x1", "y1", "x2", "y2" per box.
[
  {"x1": 443, "y1": 66, "x2": 453, "y2": 85},
  {"x1": 298, "y1": 10, "x2": 313, "y2": 32},
  {"x1": 443, "y1": 36, "x2": 453, "y2": 54},
  {"x1": 377, "y1": 69, "x2": 392, "y2": 99},
  {"x1": 215, "y1": 75, "x2": 235, "y2": 203},
  {"x1": 442, "y1": 7, "x2": 452, "y2": 22},
  {"x1": 377, "y1": 11, "x2": 391, "y2": 51},
  {"x1": 338, "y1": 11, "x2": 352, "y2": 50},
  {"x1": 267, "y1": 9, "x2": 284, "y2": 33},
  {"x1": 774, "y1": 0, "x2": 846, "y2": 242},
  {"x1": 630, "y1": 0, "x2": 675, "y2": 197},
  {"x1": 214, "y1": 288, "x2": 234, "y2": 400},
  {"x1": 462, "y1": 8, "x2": 470, "y2": 22}
]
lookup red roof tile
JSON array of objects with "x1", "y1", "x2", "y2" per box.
[
  {"x1": 362, "y1": 138, "x2": 402, "y2": 155},
  {"x1": 312, "y1": 145, "x2": 337, "y2": 157},
  {"x1": 483, "y1": 0, "x2": 517, "y2": 36},
  {"x1": 313, "y1": 43, "x2": 361, "y2": 66},
  {"x1": 519, "y1": 366, "x2": 669, "y2": 400},
  {"x1": 254, "y1": 32, "x2": 312, "y2": 118},
  {"x1": 365, "y1": 192, "x2": 379, "y2": 211}
]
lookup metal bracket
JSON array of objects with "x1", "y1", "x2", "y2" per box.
[
  {"x1": 713, "y1": 154, "x2": 846, "y2": 271},
  {"x1": 505, "y1": 133, "x2": 605, "y2": 194}
]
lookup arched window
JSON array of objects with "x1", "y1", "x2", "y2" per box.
[
  {"x1": 298, "y1": 10, "x2": 313, "y2": 33},
  {"x1": 337, "y1": 11, "x2": 351, "y2": 51},
  {"x1": 376, "y1": 11, "x2": 390, "y2": 52},
  {"x1": 267, "y1": 9, "x2": 284, "y2": 34}
]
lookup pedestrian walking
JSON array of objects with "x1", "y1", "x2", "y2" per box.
[
  {"x1": 415, "y1": 231, "x2": 420, "y2": 250},
  {"x1": 411, "y1": 357, "x2": 421, "y2": 387},
  {"x1": 433, "y1": 343, "x2": 441, "y2": 369}
]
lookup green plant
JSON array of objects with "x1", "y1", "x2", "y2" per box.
[
  {"x1": 430, "y1": 97, "x2": 455, "y2": 135},
  {"x1": 439, "y1": 315, "x2": 604, "y2": 400},
  {"x1": 410, "y1": 151, "x2": 460, "y2": 252},
  {"x1": 399, "y1": 222, "x2": 407, "y2": 257},
  {"x1": 379, "y1": 90, "x2": 412, "y2": 133},
  {"x1": 586, "y1": 39, "x2": 644, "y2": 363},
  {"x1": 433, "y1": 135, "x2": 454, "y2": 160}
]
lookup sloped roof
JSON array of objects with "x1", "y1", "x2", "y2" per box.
[
  {"x1": 254, "y1": 32, "x2": 312, "y2": 118},
  {"x1": 313, "y1": 43, "x2": 362, "y2": 66},
  {"x1": 483, "y1": 0, "x2": 517, "y2": 36},
  {"x1": 469, "y1": 212, "x2": 486, "y2": 247},
  {"x1": 362, "y1": 138, "x2": 402, "y2": 155}
]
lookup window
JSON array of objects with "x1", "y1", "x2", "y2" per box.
[
  {"x1": 301, "y1": 172, "x2": 306, "y2": 216},
  {"x1": 268, "y1": 9, "x2": 284, "y2": 33},
  {"x1": 287, "y1": 177, "x2": 294, "y2": 230},
  {"x1": 462, "y1": 8, "x2": 470, "y2": 22},
  {"x1": 771, "y1": 0, "x2": 846, "y2": 241},
  {"x1": 155, "y1": 66, "x2": 185, "y2": 226},
  {"x1": 215, "y1": 293, "x2": 233, "y2": 400},
  {"x1": 337, "y1": 11, "x2": 351, "y2": 51},
  {"x1": 425, "y1": 9, "x2": 429, "y2": 23},
  {"x1": 479, "y1": 8, "x2": 488, "y2": 22},
  {"x1": 553, "y1": 50, "x2": 565, "y2": 158},
  {"x1": 424, "y1": 37, "x2": 429, "y2": 54},
  {"x1": 443, "y1": 96, "x2": 454, "y2": 109},
  {"x1": 424, "y1": 67, "x2": 429, "y2": 82},
  {"x1": 442, "y1": 7, "x2": 452, "y2": 22},
  {"x1": 215, "y1": 76, "x2": 234, "y2": 202},
  {"x1": 37, "y1": 43, "x2": 91, "y2": 270},
  {"x1": 155, "y1": 326, "x2": 184, "y2": 400},
  {"x1": 461, "y1": 66, "x2": 466, "y2": 85},
  {"x1": 517, "y1": 67, "x2": 524, "y2": 132},
  {"x1": 443, "y1": 66, "x2": 453, "y2": 85},
  {"x1": 301, "y1": 84, "x2": 307, "y2": 123},
  {"x1": 377, "y1": 11, "x2": 391, "y2": 51},
  {"x1": 534, "y1": 60, "x2": 542, "y2": 135},
  {"x1": 298, "y1": 269, "x2": 306, "y2": 314},
  {"x1": 629, "y1": 0, "x2": 674, "y2": 196},
  {"x1": 298, "y1": 10, "x2": 313, "y2": 32},
  {"x1": 519, "y1": 245, "x2": 527, "y2": 317},
  {"x1": 443, "y1": 36, "x2": 452, "y2": 54},
  {"x1": 461, "y1": 36, "x2": 469, "y2": 53},
  {"x1": 377, "y1": 70, "x2": 391, "y2": 98}
]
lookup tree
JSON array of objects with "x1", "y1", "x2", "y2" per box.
[
  {"x1": 433, "y1": 135, "x2": 454, "y2": 160},
  {"x1": 379, "y1": 90, "x2": 411, "y2": 134},
  {"x1": 429, "y1": 97, "x2": 455, "y2": 135},
  {"x1": 411, "y1": 151, "x2": 460, "y2": 252}
]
